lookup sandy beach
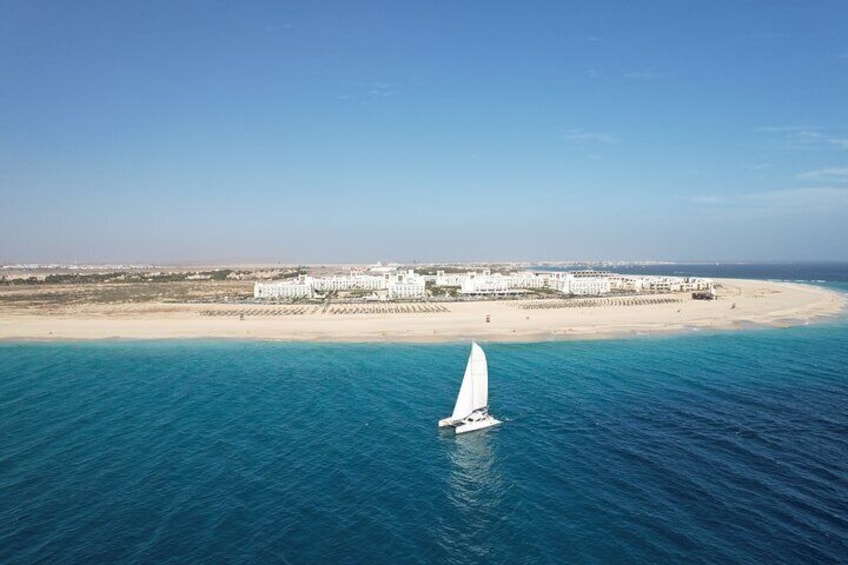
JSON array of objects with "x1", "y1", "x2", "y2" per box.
[{"x1": 0, "y1": 278, "x2": 844, "y2": 343}]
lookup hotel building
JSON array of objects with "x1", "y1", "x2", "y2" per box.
[{"x1": 254, "y1": 267, "x2": 713, "y2": 301}]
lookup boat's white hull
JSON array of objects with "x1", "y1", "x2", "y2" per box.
[
  {"x1": 439, "y1": 414, "x2": 501, "y2": 434},
  {"x1": 456, "y1": 416, "x2": 501, "y2": 434}
]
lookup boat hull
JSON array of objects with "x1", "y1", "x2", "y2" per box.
[
  {"x1": 440, "y1": 409, "x2": 501, "y2": 435},
  {"x1": 455, "y1": 416, "x2": 501, "y2": 435},
  {"x1": 438, "y1": 417, "x2": 459, "y2": 428}
]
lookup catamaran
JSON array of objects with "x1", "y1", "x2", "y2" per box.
[{"x1": 439, "y1": 342, "x2": 501, "y2": 434}]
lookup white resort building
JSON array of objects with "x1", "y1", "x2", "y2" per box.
[
  {"x1": 254, "y1": 266, "x2": 714, "y2": 301},
  {"x1": 459, "y1": 271, "x2": 546, "y2": 295},
  {"x1": 254, "y1": 269, "x2": 426, "y2": 300},
  {"x1": 387, "y1": 270, "x2": 426, "y2": 299},
  {"x1": 253, "y1": 274, "x2": 314, "y2": 299},
  {"x1": 311, "y1": 273, "x2": 387, "y2": 292},
  {"x1": 434, "y1": 270, "x2": 465, "y2": 287}
]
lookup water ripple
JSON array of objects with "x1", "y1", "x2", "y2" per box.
[{"x1": 1, "y1": 329, "x2": 847, "y2": 563}]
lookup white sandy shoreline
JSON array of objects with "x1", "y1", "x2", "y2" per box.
[{"x1": 0, "y1": 279, "x2": 845, "y2": 344}]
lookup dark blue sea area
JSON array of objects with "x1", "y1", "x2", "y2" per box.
[
  {"x1": 535, "y1": 260, "x2": 848, "y2": 285},
  {"x1": 2, "y1": 266, "x2": 847, "y2": 563}
]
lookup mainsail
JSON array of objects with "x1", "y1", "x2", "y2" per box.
[{"x1": 450, "y1": 342, "x2": 488, "y2": 420}]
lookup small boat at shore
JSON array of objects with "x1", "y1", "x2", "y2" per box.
[{"x1": 439, "y1": 342, "x2": 501, "y2": 435}]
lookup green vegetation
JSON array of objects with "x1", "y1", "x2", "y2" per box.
[
  {"x1": 428, "y1": 285, "x2": 460, "y2": 297},
  {"x1": 200, "y1": 269, "x2": 233, "y2": 281},
  {"x1": 43, "y1": 272, "x2": 124, "y2": 284},
  {"x1": 531, "y1": 286, "x2": 560, "y2": 296},
  {"x1": 416, "y1": 266, "x2": 470, "y2": 275},
  {"x1": 0, "y1": 269, "x2": 254, "y2": 286},
  {"x1": 5, "y1": 276, "x2": 42, "y2": 285},
  {"x1": 149, "y1": 273, "x2": 190, "y2": 283},
  {"x1": 272, "y1": 267, "x2": 309, "y2": 280},
  {"x1": 346, "y1": 289, "x2": 371, "y2": 298}
]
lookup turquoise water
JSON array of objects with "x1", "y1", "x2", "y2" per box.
[{"x1": 2, "y1": 279, "x2": 847, "y2": 563}]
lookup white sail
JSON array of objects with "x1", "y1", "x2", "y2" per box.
[
  {"x1": 470, "y1": 343, "x2": 488, "y2": 411},
  {"x1": 450, "y1": 342, "x2": 488, "y2": 420}
]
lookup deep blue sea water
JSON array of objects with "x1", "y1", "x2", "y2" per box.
[{"x1": 2, "y1": 265, "x2": 847, "y2": 564}]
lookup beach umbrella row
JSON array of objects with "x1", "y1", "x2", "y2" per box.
[
  {"x1": 323, "y1": 304, "x2": 450, "y2": 315},
  {"x1": 519, "y1": 296, "x2": 683, "y2": 310},
  {"x1": 198, "y1": 306, "x2": 315, "y2": 317}
]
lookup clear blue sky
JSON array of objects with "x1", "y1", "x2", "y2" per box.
[{"x1": 2, "y1": 1, "x2": 847, "y2": 263}]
